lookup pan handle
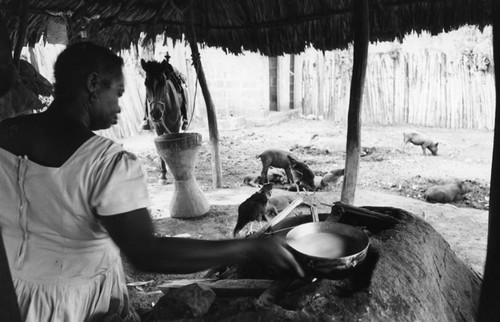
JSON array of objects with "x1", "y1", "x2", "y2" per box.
[
  {"x1": 299, "y1": 201, "x2": 320, "y2": 223},
  {"x1": 310, "y1": 205, "x2": 319, "y2": 223}
]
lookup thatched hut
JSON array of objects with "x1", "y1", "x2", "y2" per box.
[
  {"x1": 0, "y1": 0, "x2": 497, "y2": 320},
  {"x1": 0, "y1": 0, "x2": 491, "y2": 55}
]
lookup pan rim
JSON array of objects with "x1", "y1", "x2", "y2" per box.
[{"x1": 286, "y1": 221, "x2": 369, "y2": 261}]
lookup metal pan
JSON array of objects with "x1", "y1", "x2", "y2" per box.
[{"x1": 286, "y1": 221, "x2": 369, "y2": 278}]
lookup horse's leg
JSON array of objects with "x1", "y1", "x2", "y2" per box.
[
  {"x1": 180, "y1": 88, "x2": 188, "y2": 130},
  {"x1": 154, "y1": 127, "x2": 168, "y2": 181},
  {"x1": 141, "y1": 97, "x2": 151, "y2": 130},
  {"x1": 160, "y1": 158, "x2": 167, "y2": 180}
]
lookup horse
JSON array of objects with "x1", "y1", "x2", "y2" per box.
[{"x1": 141, "y1": 56, "x2": 190, "y2": 180}]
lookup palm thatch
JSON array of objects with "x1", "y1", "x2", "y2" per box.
[{"x1": 0, "y1": 0, "x2": 492, "y2": 56}]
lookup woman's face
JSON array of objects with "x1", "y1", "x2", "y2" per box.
[{"x1": 90, "y1": 72, "x2": 125, "y2": 130}]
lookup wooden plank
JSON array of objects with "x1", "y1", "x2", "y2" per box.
[{"x1": 157, "y1": 279, "x2": 273, "y2": 297}]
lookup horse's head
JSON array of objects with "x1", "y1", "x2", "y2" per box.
[
  {"x1": 141, "y1": 58, "x2": 189, "y2": 134},
  {"x1": 141, "y1": 59, "x2": 169, "y2": 126}
]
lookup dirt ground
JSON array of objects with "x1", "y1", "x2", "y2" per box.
[{"x1": 118, "y1": 116, "x2": 493, "y2": 314}]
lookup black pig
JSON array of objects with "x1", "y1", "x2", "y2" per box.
[
  {"x1": 233, "y1": 183, "x2": 273, "y2": 237},
  {"x1": 287, "y1": 155, "x2": 315, "y2": 191},
  {"x1": 424, "y1": 181, "x2": 471, "y2": 203}
]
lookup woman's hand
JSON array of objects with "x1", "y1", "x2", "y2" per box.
[{"x1": 246, "y1": 237, "x2": 305, "y2": 278}]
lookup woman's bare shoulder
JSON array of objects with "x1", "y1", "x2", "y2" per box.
[
  {"x1": 0, "y1": 114, "x2": 39, "y2": 145},
  {"x1": 0, "y1": 113, "x2": 94, "y2": 166}
]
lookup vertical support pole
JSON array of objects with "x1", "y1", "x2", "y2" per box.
[
  {"x1": 478, "y1": 0, "x2": 500, "y2": 319},
  {"x1": 13, "y1": 0, "x2": 29, "y2": 68},
  {"x1": 0, "y1": 15, "x2": 21, "y2": 322},
  {"x1": 0, "y1": 233, "x2": 21, "y2": 321},
  {"x1": 340, "y1": 0, "x2": 369, "y2": 204},
  {"x1": 0, "y1": 15, "x2": 14, "y2": 96},
  {"x1": 184, "y1": 12, "x2": 223, "y2": 188}
]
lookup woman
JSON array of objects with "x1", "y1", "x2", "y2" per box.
[{"x1": 0, "y1": 42, "x2": 303, "y2": 322}]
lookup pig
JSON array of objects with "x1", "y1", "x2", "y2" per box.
[
  {"x1": 242, "y1": 167, "x2": 288, "y2": 187},
  {"x1": 257, "y1": 149, "x2": 299, "y2": 185},
  {"x1": 315, "y1": 168, "x2": 345, "y2": 190},
  {"x1": 287, "y1": 155, "x2": 316, "y2": 191},
  {"x1": 402, "y1": 132, "x2": 439, "y2": 156},
  {"x1": 242, "y1": 174, "x2": 261, "y2": 187},
  {"x1": 234, "y1": 183, "x2": 273, "y2": 237},
  {"x1": 267, "y1": 166, "x2": 288, "y2": 185},
  {"x1": 424, "y1": 181, "x2": 471, "y2": 203},
  {"x1": 314, "y1": 176, "x2": 323, "y2": 190},
  {"x1": 266, "y1": 195, "x2": 296, "y2": 216}
]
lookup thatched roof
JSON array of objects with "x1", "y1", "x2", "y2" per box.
[{"x1": 0, "y1": 0, "x2": 492, "y2": 56}]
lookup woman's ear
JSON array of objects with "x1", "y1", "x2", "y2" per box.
[{"x1": 86, "y1": 72, "x2": 100, "y2": 93}]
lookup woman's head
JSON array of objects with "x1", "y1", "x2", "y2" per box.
[
  {"x1": 53, "y1": 42, "x2": 125, "y2": 130},
  {"x1": 53, "y1": 41, "x2": 123, "y2": 100}
]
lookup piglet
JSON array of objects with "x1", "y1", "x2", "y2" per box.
[
  {"x1": 315, "y1": 168, "x2": 345, "y2": 190},
  {"x1": 424, "y1": 181, "x2": 471, "y2": 203},
  {"x1": 242, "y1": 167, "x2": 288, "y2": 187},
  {"x1": 402, "y1": 132, "x2": 439, "y2": 156},
  {"x1": 287, "y1": 155, "x2": 315, "y2": 191},
  {"x1": 267, "y1": 167, "x2": 288, "y2": 185},
  {"x1": 266, "y1": 195, "x2": 296, "y2": 216},
  {"x1": 233, "y1": 183, "x2": 273, "y2": 237},
  {"x1": 242, "y1": 174, "x2": 261, "y2": 187}
]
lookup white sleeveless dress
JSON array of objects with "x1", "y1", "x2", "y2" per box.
[{"x1": 0, "y1": 135, "x2": 151, "y2": 322}]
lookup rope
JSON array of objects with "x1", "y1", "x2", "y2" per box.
[
  {"x1": 183, "y1": 53, "x2": 200, "y2": 133},
  {"x1": 183, "y1": 71, "x2": 198, "y2": 133}
]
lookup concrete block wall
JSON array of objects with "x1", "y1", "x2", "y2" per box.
[{"x1": 189, "y1": 47, "x2": 271, "y2": 120}]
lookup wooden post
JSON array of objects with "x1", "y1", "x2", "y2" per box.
[
  {"x1": 478, "y1": 0, "x2": 500, "y2": 319},
  {"x1": 0, "y1": 15, "x2": 13, "y2": 97},
  {"x1": 340, "y1": 0, "x2": 369, "y2": 204},
  {"x1": 0, "y1": 15, "x2": 21, "y2": 322},
  {"x1": 12, "y1": 0, "x2": 28, "y2": 68},
  {"x1": 184, "y1": 12, "x2": 223, "y2": 188},
  {"x1": 0, "y1": 233, "x2": 21, "y2": 321}
]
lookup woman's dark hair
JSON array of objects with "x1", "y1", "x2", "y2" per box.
[{"x1": 53, "y1": 41, "x2": 124, "y2": 99}]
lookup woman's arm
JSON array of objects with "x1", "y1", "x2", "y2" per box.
[{"x1": 98, "y1": 208, "x2": 304, "y2": 277}]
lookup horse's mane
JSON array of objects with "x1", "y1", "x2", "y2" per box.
[
  {"x1": 145, "y1": 61, "x2": 164, "y2": 76},
  {"x1": 143, "y1": 59, "x2": 185, "y2": 94}
]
